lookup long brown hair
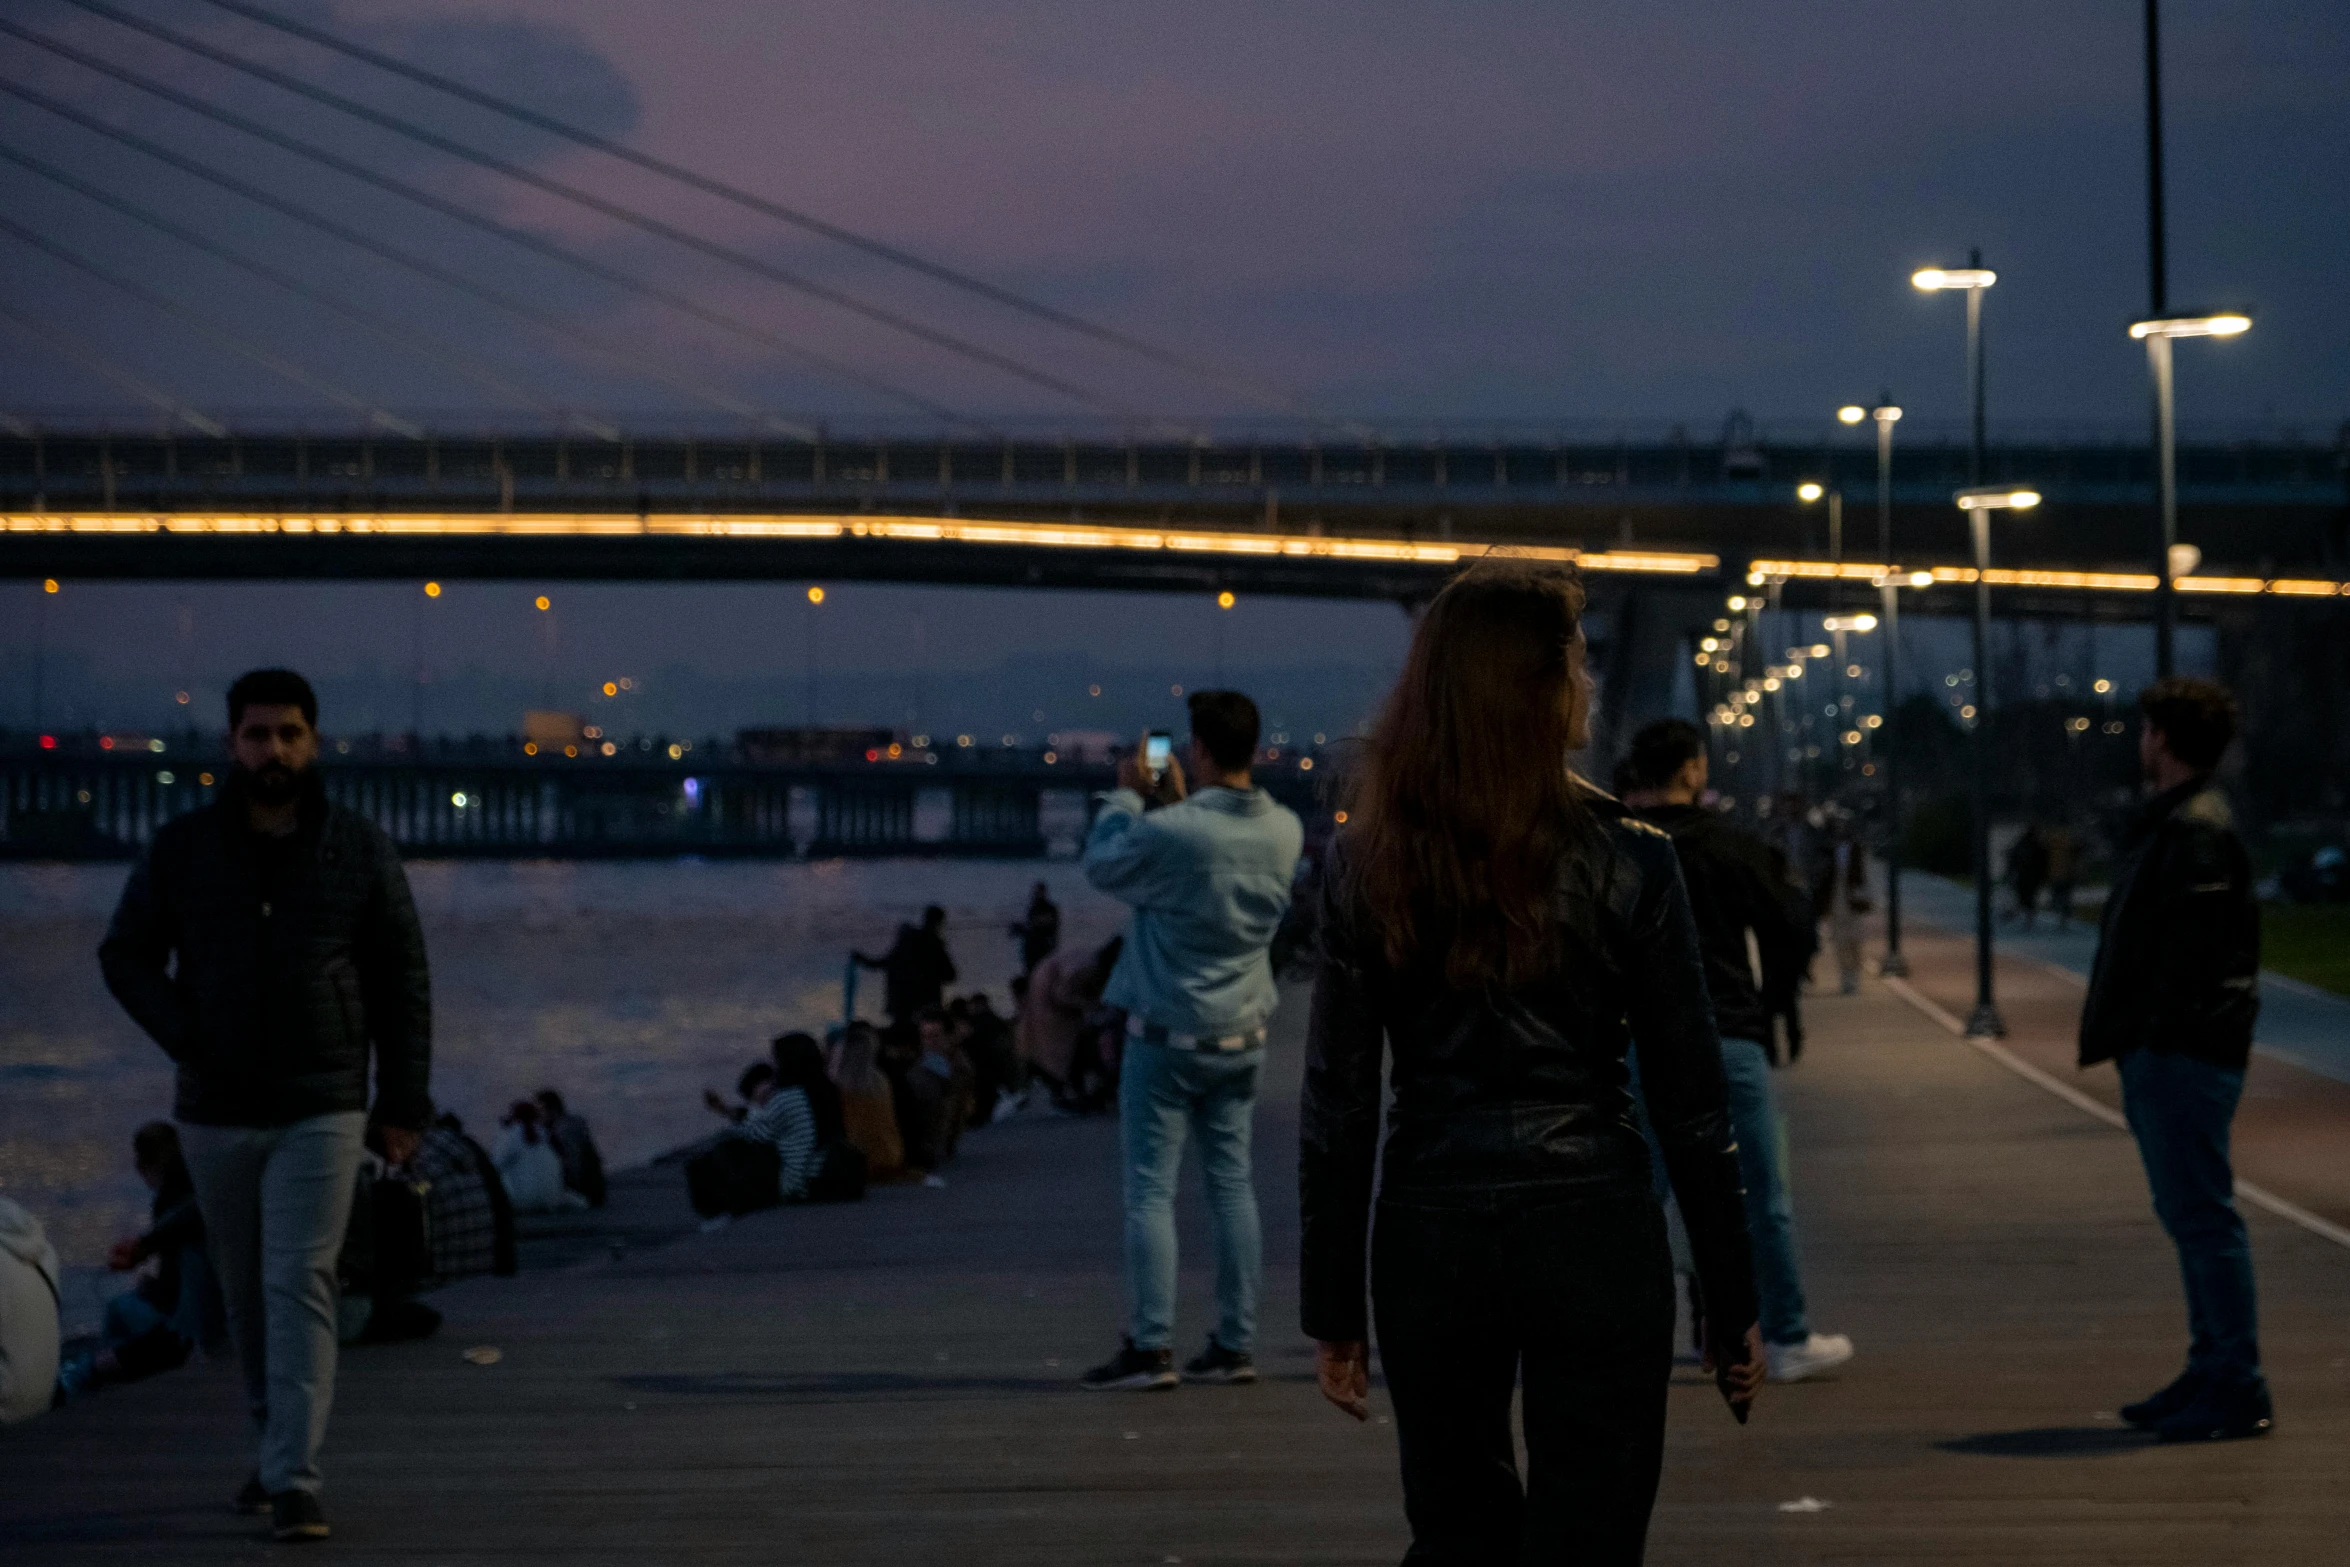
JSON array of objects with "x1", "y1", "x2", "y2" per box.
[{"x1": 1344, "y1": 560, "x2": 1596, "y2": 987}]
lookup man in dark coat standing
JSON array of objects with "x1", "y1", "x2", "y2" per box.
[
  {"x1": 2080, "y1": 676, "x2": 2267, "y2": 1442},
  {"x1": 101, "y1": 669, "x2": 431, "y2": 1540}
]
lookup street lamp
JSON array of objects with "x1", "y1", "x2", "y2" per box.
[
  {"x1": 1952, "y1": 485, "x2": 2042, "y2": 1038},
  {"x1": 1838, "y1": 402, "x2": 1903, "y2": 567},
  {"x1": 1914, "y1": 259, "x2": 1996, "y2": 484},
  {"x1": 1870, "y1": 567, "x2": 1935, "y2": 977},
  {"x1": 2129, "y1": 311, "x2": 2252, "y2": 676}
]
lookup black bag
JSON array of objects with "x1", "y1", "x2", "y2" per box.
[
  {"x1": 686, "y1": 1135, "x2": 782, "y2": 1218},
  {"x1": 805, "y1": 1140, "x2": 868, "y2": 1204}
]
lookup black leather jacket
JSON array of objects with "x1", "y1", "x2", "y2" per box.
[
  {"x1": 1299, "y1": 798, "x2": 1757, "y2": 1356},
  {"x1": 2079, "y1": 778, "x2": 2260, "y2": 1071},
  {"x1": 100, "y1": 772, "x2": 433, "y2": 1129}
]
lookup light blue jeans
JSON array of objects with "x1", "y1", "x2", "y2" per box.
[
  {"x1": 1119, "y1": 1039, "x2": 1263, "y2": 1355},
  {"x1": 180, "y1": 1112, "x2": 367, "y2": 1497}
]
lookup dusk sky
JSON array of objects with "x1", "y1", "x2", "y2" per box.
[{"x1": 2, "y1": 0, "x2": 2342, "y2": 736}]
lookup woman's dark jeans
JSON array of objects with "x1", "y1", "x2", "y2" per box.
[{"x1": 1373, "y1": 1190, "x2": 1675, "y2": 1566}]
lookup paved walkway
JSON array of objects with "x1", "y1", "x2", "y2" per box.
[{"x1": 7, "y1": 961, "x2": 2349, "y2": 1563}]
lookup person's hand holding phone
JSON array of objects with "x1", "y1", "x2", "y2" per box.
[{"x1": 1117, "y1": 733, "x2": 1187, "y2": 804}]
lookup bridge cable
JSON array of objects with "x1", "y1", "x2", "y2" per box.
[
  {"x1": 60, "y1": 0, "x2": 1142, "y2": 418},
  {"x1": 0, "y1": 211, "x2": 423, "y2": 437},
  {"x1": 0, "y1": 76, "x2": 824, "y2": 441},
  {"x1": 0, "y1": 299, "x2": 228, "y2": 436},
  {"x1": 185, "y1": 0, "x2": 1313, "y2": 419},
  {"x1": 0, "y1": 28, "x2": 968, "y2": 433},
  {"x1": 0, "y1": 136, "x2": 618, "y2": 438}
]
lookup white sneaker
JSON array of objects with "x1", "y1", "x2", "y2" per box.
[{"x1": 1765, "y1": 1333, "x2": 1854, "y2": 1383}]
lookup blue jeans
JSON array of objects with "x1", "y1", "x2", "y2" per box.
[
  {"x1": 1118, "y1": 1038, "x2": 1263, "y2": 1354},
  {"x1": 2117, "y1": 1049, "x2": 2262, "y2": 1387},
  {"x1": 1633, "y1": 1037, "x2": 1809, "y2": 1346}
]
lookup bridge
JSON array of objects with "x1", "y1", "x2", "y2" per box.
[{"x1": 4, "y1": 426, "x2": 2345, "y2": 612}]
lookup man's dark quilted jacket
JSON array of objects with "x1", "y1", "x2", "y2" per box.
[{"x1": 100, "y1": 773, "x2": 432, "y2": 1129}]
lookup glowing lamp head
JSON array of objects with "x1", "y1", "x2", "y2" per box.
[
  {"x1": 1874, "y1": 405, "x2": 1903, "y2": 424},
  {"x1": 423, "y1": 581, "x2": 441, "y2": 598},
  {"x1": 1797, "y1": 481, "x2": 1825, "y2": 503},
  {"x1": 1954, "y1": 486, "x2": 2042, "y2": 511},
  {"x1": 807, "y1": 585, "x2": 826, "y2": 605},
  {"x1": 1217, "y1": 590, "x2": 1236, "y2": 609},
  {"x1": 1913, "y1": 267, "x2": 1996, "y2": 291},
  {"x1": 2130, "y1": 313, "x2": 2252, "y2": 340},
  {"x1": 1727, "y1": 596, "x2": 1748, "y2": 612},
  {"x1": 534, "y1": 595, "x2": 550, "y2": 611},
  {"x1": 1837, "y1": 406, "x2": 1866, "y2": 425},
  {"x1": 1910, "y1": 570, "x2": 1934, "y2": 588}
]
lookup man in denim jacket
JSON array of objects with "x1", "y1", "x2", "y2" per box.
[{"x1": 1077, "y1": 691, "x2": 1302, "y2": 1391}]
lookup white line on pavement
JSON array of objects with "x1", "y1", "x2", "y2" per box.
[{"x1": 1879, "y1": 973, "x2": 2350, "y2": 1253}]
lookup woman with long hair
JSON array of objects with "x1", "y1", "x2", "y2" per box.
[{"x1": 1301, "y1": 561, "x2": 1761, "y2": 1563}]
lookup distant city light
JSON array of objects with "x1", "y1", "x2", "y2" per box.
[
  {"x1": 157, "y1": 771, "x2": 174, "y2": 785},
  {"x1": 534, "y1": 595, "x2": 550, "y2": 611},
  {"x1": 524, "y1": 742, "x2": 539, "y2": 755},
  {"x1": 1217, "y1": 590, "x2": 1236, "y2": 609},
  {"x1": 603, "y1": 682, "x2": 618, "y2": 696},
  {"x1": 2093, "y1": 678, "x2": 2112, "y2": 694},
  {"x1": 175, "y1": 690, "x2": 190, "y2": 705},
  {"x1": 451, "y1": 792, "x2": 469, "y2": 807},
  {"x1": 808, "y1": 585, "x2": 826, "y2": 604},
  {"x1": 424, "y1": 581, "x2": 441, "y2": 597},
  {"x1": 42, "y1": 578, "x2": 59, "y2": 593}
]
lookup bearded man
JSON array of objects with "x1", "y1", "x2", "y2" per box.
[{"x1": 101, "y1": 667, "x2": 431, "y2": 1541}]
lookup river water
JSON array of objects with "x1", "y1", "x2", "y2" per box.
[{"x1": 0, "y1": 857, "x2": 1127, "y2": 1332}]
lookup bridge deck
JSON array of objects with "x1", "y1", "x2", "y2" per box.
[{"x1": 6, "y1": 946, "x2": 2348, "y2": 1563}]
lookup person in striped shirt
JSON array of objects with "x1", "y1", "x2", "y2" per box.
[{"x1": 720, "y1": 1063, "x2": 823, "y2": 1202}]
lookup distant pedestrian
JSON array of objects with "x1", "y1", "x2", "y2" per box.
[
  {"x1": 855, "y1": 905, "x2": 958, "y2": 1033},
  {"x1": 2008, "y1": 823, "x2": 2050, "y2": 930},
  {"x1": 1011, "y1": 881, "x2": 1061, "y2": 976},
  {"x1": 1302, "y1": 564, "x2": 1759, "y2": 1563},
  {"x1": 2081, "y1": 677, "x2": 2268, "y2": 1442},
  {"x1": 2045, "y1": 825, "x2": 2082, "y2": 927},
  {"x1": 1078, "y1": 691, "x2": 1303, "y2": 1392},
  {"x1": 1620, "y1": 720, "x2": 1853, "y2": 1384},
  {"x1": 1809, "y1": 809, "x2": 1871, "y2": 994},
  {"x1": 99, "y1": 668, "x2": 432, "y2": 1541}
]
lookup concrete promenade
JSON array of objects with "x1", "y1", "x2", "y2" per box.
[{"x1": 7, "y1": 954, "x2": 2349, "y2": 1563}]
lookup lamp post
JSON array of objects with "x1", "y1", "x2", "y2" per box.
[
  {"x1": 1913, "y1": 263, "x2": 1996, "y2": 484},
  {"x1": 1873, "y1": 568, "x2": 1934, "y2": 977},
  {"x1": 1953, "y1": 485, "x2": 2043, "y2": 1038},
  {"x1": 2128, "y1": 312, "x2": 2252, "y2": 676}
]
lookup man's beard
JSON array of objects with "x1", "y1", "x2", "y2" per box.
[{"x1": 236, "y1": 760, "x2": 310, "y2": 806}]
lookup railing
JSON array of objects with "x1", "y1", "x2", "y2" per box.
[{"x1": 0, "y1": 753, "x2": 1326, "y2": 860}]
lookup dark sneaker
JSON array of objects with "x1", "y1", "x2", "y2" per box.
[
  {"x1": 1181, "y1": 1337, "x2": 1258, "y2": 1385},
  {"x1": 270, "y1": 1490, "x2": 330, "y2": 1542},
  {"x1": 1078, "y1": 1337, "x2": 1177, "y2": 1391},
  {"x1": 2120, "y1": 1369, "x2": 2203, "y2": 1430},
  {"x1": 233, "y1": 1475, "x2": 270, "y2": 1515},
  {"x1": 2155, "y1": 1378, "x2": 2273, "y2": 1444}
]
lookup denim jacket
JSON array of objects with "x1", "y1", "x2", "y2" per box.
[{"x1": 1083, "y1": 784, "x2": 1304, "y2": 1038}]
